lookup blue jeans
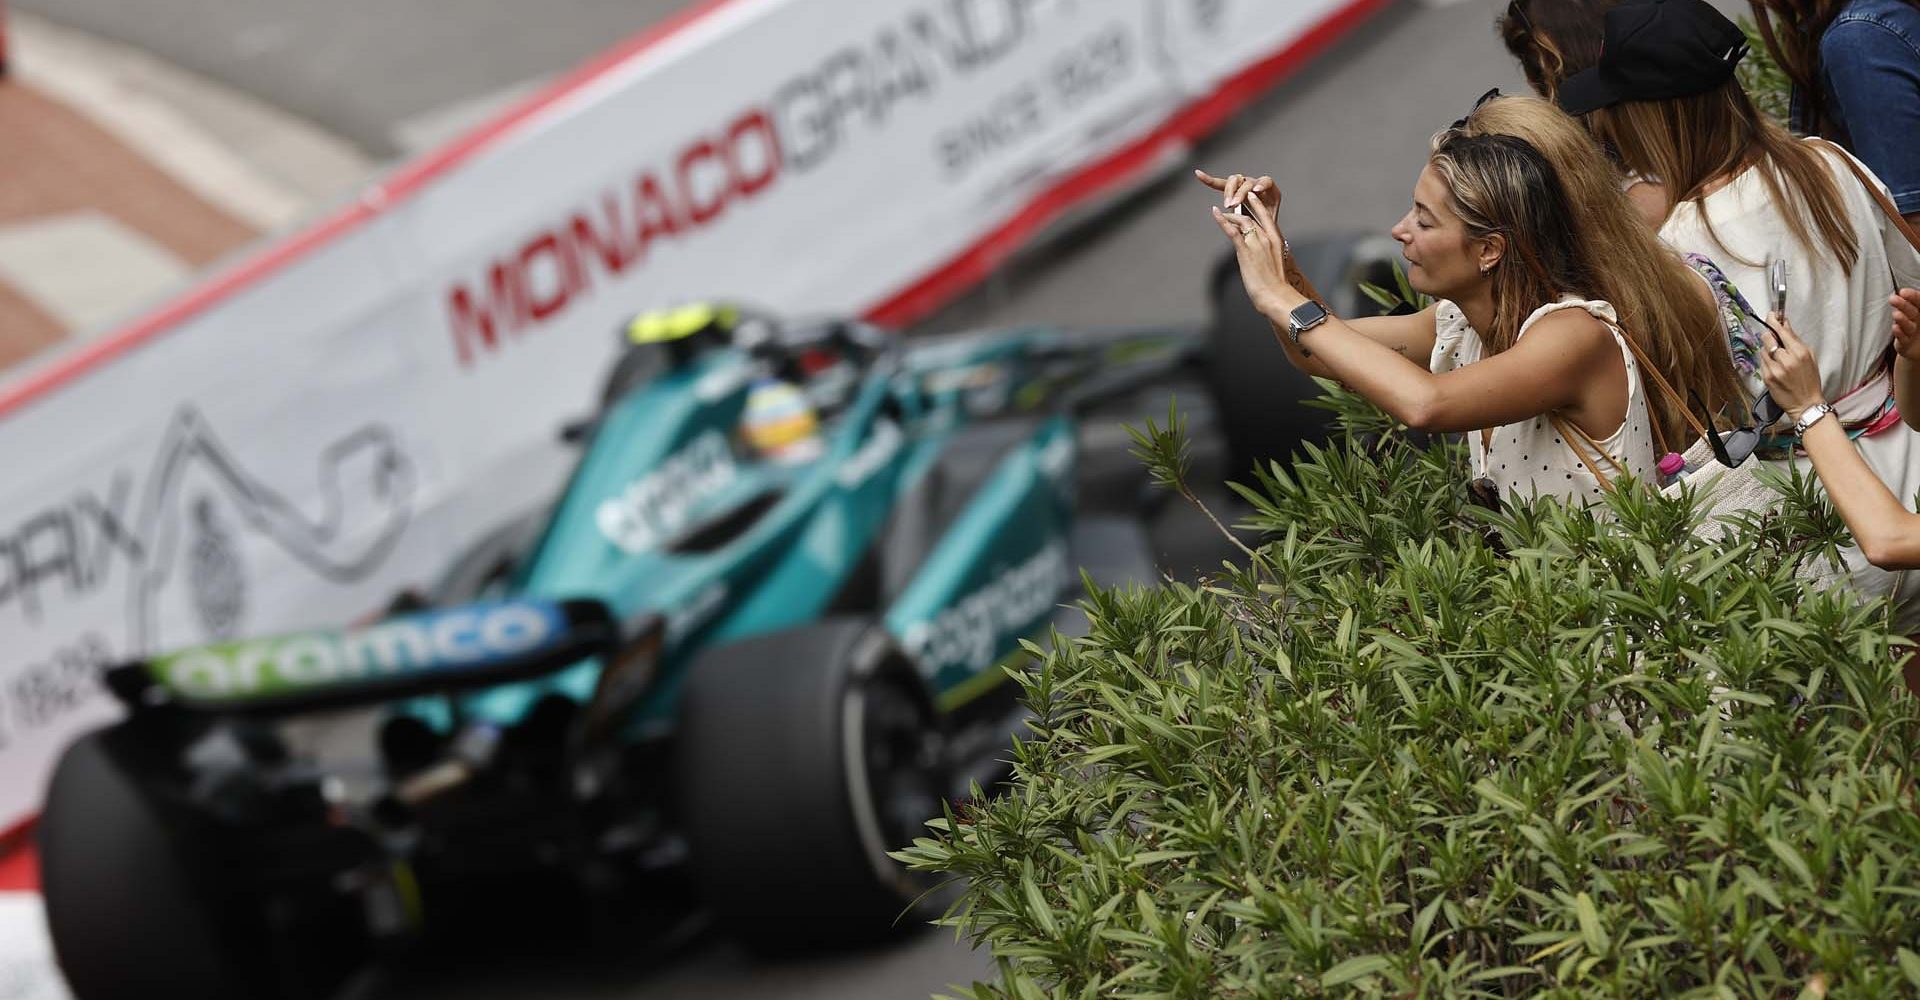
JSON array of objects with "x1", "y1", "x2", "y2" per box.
[{"x1": 1792, "y1": 0, "x2": 1920, "y2": 215}]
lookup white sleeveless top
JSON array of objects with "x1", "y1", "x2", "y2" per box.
[{"x1": 1429, "y1": 297, "x2": 1661, "y2": 505}]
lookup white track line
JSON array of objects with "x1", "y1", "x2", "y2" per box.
[
  {"x1": 0, "y1": 893, "x2": 68, "y2": 1000},
  {"x1": 0, "y1": 212, "x2": 190, "y2": 334},
  {"x1": 9, "y1": 13, "x2": 374, "y2": 232}
]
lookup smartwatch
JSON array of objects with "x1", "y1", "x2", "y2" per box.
[{"x1": 1287, "y1": 300, "x2": 1330, "y2": 344}]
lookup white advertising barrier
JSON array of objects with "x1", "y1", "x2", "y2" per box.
[{"x1": 0, "y1": 0, "x2": 1381, "y2": 832}]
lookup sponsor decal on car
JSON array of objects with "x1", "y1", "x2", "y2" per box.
[
  {"x1": 596, "y1": 431, "x2": 739, "y2": 554},
  {"x1": 902, "y1": 539, "x2": 1068, "y2": 675},
  {"x1": 151, "y1": 599, "x2": 567, "y2": 701}
]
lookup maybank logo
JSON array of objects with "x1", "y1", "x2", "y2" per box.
[
  {"x1": 153, "y1": 600, "x2": 567, "y2": 701},
  {"x1": 902, "y1": 541, "x2": 1068, "y2": 676}
]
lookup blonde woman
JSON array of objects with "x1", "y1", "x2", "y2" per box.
[{"x1": 1201, "y1": 130, "x2": 1688, "y2": 505}]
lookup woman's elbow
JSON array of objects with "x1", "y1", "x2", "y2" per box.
[
  {"x1": 1393, "y1": 389, "x2": 1455, "y2": 432},
  {"x1": 1855, "y1": 524, "x2": 1920, "y2": 572}
]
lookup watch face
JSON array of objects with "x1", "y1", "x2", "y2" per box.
[{"x1": 1290, "y1": 301, "x2": 1329, "y2": 332}]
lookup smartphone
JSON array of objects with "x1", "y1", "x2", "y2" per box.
[
  {"x1": 1768, "y1": 258, "x2": 1789, "y2": 316},
  {"x1": 1229, "y1": 199, "x2": 1254, "y2": 218}
]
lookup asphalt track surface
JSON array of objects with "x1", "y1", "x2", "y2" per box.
[{"x1": 14, "y1": 1, "x2": 1544, "y2": 997}]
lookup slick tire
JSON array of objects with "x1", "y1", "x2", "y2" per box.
[
  {"x1": 39, "y1": 729, "x2": 267, "y2": 1000},
  {"x1": 1205, "y1": 235, "x2": 1400, "y2": 477},
  {"x1": 676, "y1": 620, "x2": 947, "y2": 954}
]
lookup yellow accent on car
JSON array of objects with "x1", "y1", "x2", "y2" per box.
[{"x1": 627, "y1": 303, "x2": 740, "y2": 344}]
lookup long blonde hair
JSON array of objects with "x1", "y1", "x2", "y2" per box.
[
  {"x1": 1425, "y1": 133, "x2": 1590, "y2": 355},
  {"x1": 1453, "y1": 96, "x2": 1745, "y2": 446}
]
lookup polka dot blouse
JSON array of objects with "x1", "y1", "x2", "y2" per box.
[{"x1": 1428, "y1": 297, "x2": 1660, "y2": 506}]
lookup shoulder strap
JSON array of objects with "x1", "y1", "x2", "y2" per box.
[
  {"x1": 1550, "y1": 415, "x2": 1625, "y2": 494},
  {"x1": 1540, "y1": 304, "x2": 1710, "y2": 459},
  {"x1": 1807, "y1": 137, "x2": 1920, "y2": 255},
  {"x1": 1610, "y1": 324, "x2": 1710, "y2": 455}
]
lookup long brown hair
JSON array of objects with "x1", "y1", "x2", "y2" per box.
[
  {"x1": 1587, "y1": 81, "x2": 1860, "y2": 274},
  {"x1": 1460, "y1": 96, "x2": 1747, "y2": 443},
  {"x1": 1428, "y1": 133, "x2": 1592, "y2": 358},
  {"x1": 1500, "y1": 0, "x2": 1861, "y2": 275}
]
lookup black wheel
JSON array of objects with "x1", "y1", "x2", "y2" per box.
[
  {"x1": 1206, "y1": 234, "x2": 1403, "y2": 476},
  {"x1": 40, "y1": 729, "x2": 266, "y2": 1000},
  {"x1": 675, "y1": 620, "x2": 947, "y2": 953}
]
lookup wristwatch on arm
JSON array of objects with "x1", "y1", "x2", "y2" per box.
[
  {"x1": 1792, "y1": 402, "x2": 1835, "y2": 437},
  {"x1": 1287, "y1": 300, "x2": 1330, "y2": 344}
]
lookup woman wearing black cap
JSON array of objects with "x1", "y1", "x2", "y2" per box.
[{"x1": 1503, "y1": 0, "x2": 1920, "y2": 631}]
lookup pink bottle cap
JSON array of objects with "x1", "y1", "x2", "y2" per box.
[{"x1": 1657, "y1": 452, "x2": 1686, "y2": 477}]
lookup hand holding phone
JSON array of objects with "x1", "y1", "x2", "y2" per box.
[{"x1": 1766, "y1": 258, "x2": 1790, "y2": 352}]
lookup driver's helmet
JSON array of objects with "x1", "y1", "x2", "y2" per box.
[{"x1": 741, "y1": 376, "x2": 825, "y2": 464}]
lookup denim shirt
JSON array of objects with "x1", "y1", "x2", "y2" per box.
[{"x1": 1789, "y1": 0, "x2": 1920, "y2": 215}]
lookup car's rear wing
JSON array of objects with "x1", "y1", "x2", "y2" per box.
[{"x1": 106, "y1": 598, "x2": 621, "y2": 718}]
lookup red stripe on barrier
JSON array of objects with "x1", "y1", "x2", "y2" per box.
[
  {"x1": 0, "y1": 0, "x2": 1385, "y2": 419},
  {"x1": 864, "y1": 0, "x2": 1393, "y2": 327},
  {"x1": 0, "y1": 204, "x2": 372, "y2": 419},
  {"x1": 0, "y1": 825, "x2": 36, "y2": 893},
  {"x1": 380, "y1": 0, "x2": 744, "y2": 202}
]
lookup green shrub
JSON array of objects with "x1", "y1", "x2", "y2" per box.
[{"x1": 900, "y1": 392, "x2": 1920, "y2": 998}]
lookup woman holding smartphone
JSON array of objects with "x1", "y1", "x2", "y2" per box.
[{"x1": 1764, "y1": 315, "x2": 1920, "y2": 568}]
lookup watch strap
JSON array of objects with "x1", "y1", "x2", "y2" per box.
[
  {"x1": 1287, "y1": 301, "x2": 1329, "y2": 343},
  {"x1": 1792, "y1": 402, "x2": 1835, "y2": 437}
]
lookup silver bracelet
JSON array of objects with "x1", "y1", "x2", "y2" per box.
[{"x1": 1792, "y1": 402, "x2": 1836, "y2": 438}]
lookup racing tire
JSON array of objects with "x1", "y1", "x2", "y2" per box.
[
  {"x1": 39, "y1": 729, "x2": 269, "y2": 1000},
  {"x1": 675, "y1": 620, "x2": 947, "y2": 954},
  {"x1": 1206, "y1": 234, "x2": 1402, "y2": 477}
]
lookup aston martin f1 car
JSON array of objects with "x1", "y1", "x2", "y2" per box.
[{"x1": 37, "y1": 305, "x2": 1207, "y2": 1000}]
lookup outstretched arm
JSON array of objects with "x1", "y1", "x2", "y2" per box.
[
  {"x1": 1764, "y1": 312, "x2": 1920, "y2": 569},
  {"x1": 1890, "y1": 289, "x2": 1920, "y2": 431},
  {"x1": 1210, "y1": 193, "x2": 1612, "y2": 434}
]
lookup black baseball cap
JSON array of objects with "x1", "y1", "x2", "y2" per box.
[{"x1": 1556, "y1": 0, "x2": 1749, "y2": 115}]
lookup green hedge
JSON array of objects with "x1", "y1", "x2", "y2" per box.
[{"x1": 900, "y1": 391, "x2": 1920, "y2": 998}]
